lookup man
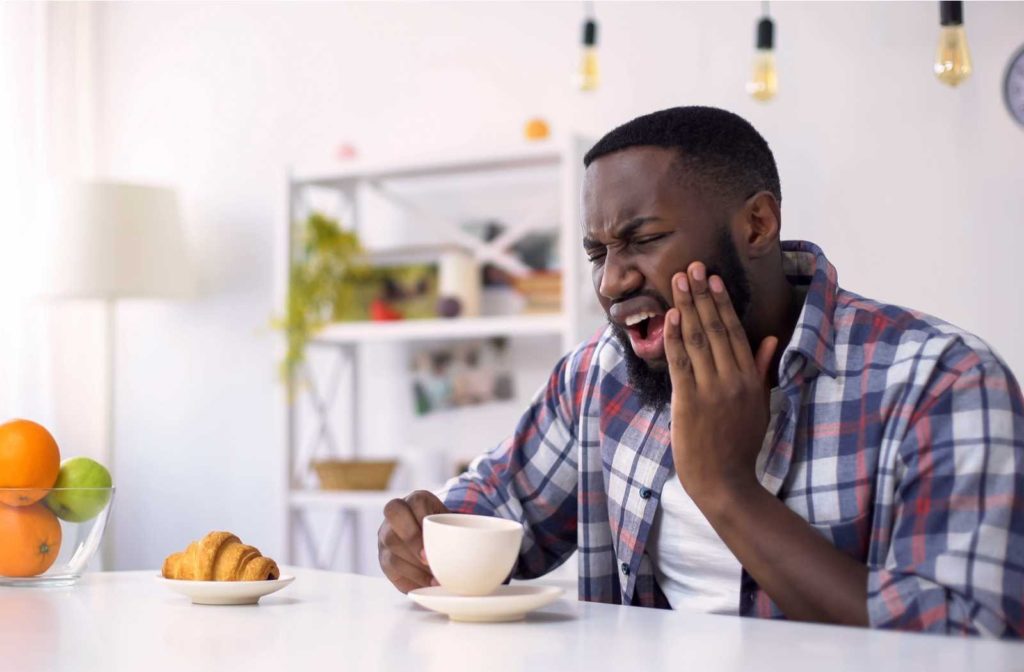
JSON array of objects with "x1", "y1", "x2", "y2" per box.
[{"x1": 378, "y1": 107, "x2": 1024, "y2": 637}]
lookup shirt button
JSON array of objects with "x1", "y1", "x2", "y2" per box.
[
  {"x1": 639, "y1": 487, "x2": 652, "y2": 499},
  {"x1": 621, "y1": 562, "x2": 630, "y2": 576}
]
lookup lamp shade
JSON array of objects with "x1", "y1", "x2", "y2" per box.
[{"x1": 36, "y1": 181, "x2": 193, "y2": 300}]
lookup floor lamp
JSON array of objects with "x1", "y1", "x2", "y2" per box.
[{"x1": 37, "y1": 181, "x2": 194, "y2": 570}]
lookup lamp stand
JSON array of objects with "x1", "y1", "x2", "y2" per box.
[{"x1": 100, "y1": 298, "x2": 117, "y2": 571}]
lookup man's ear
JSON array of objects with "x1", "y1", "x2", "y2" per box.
[{"x1": 740, "y1": 192, "x2": 781, "y2": 260}]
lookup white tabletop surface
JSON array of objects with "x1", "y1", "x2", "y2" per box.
[{"x1": 1, "y1": 569, "x2": 1019, "y2": 671}]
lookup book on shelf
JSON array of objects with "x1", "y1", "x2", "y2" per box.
[{"x1": 513, "y1": 271, "x2": 562, "y2": 314}]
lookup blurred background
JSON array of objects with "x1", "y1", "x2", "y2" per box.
[{"x1": 1, "y1": 1, "x2": 1022, "y2": 577}]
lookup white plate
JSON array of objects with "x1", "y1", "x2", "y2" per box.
[
  {"x1": 408, "y1": 585, "x2": 564, "y2": 622},
  {"x1": 157, "y1": 575, "x2": 295, "y2": 605}
]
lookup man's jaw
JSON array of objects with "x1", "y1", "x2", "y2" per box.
[{"x1": 609, "y1": 321, "x2": 673, "y2": 408}]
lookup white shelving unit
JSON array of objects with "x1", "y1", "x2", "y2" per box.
[
  {"x1": 313, "y1": 313, "x2": 568, "y2": 344},
  {"x1": 278, "y1": 137, "x2": 599, "y2": 573}
]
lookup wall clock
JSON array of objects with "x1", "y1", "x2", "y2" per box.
[{"x1": 1005, "y1": 43, "x2": 1024, "y2": 127}]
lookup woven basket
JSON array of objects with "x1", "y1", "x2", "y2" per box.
[{"x1": 312, "y1": 459, "x2": 398, "y2": 491}]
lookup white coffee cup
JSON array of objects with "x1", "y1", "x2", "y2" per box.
[{"x1": 422, "y1": 513, "x2": 524, "y2": 596}]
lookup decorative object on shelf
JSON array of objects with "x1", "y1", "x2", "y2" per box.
[
  {"x1": 439, "y1": 248, "x2": 481, "y2": 317},
  {"x1": 1003, "y1": 43, "x2": 1024, "y2": 127},
  {"x1": 411, "y1": 338, "x2": 515, "y2": 416},
  {"x1": 276, "y1": 212, "x2": 368, "y2": 381},
  {"x1": 312, "y1": 459, "x2": 398, "y2": 491},
  {"x1": 436, "y1": 296, "x2": 462, "y2": 318},
  {"x1": 463, "y1": 221, "x2": 559, "y2": 317},
  {"x1": 369, "y1": 298, "x2": 402, "y2": 322},
  {"x1": 335, "y1": 142, "x2": 358, "y2": 161},
  {"x1": 277, "y1": 216, "x2": 444, "y2": 377},
  {"x1": 747, "y1": 1, "x2": 777, "y2": 102},
  {"x1": 935, "y1": 1, "x2": 972, "y2": 87},
  {"x1": 577, "y1": 2, "x2": 599, "y2": 92},
  {"x1": 368, "y1": 264, "x2": 437, "y2": 322},
  {"x1": 524, "y1": 117, "x2": 551, "y2": 141}
]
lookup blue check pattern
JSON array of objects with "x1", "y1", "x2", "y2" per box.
[{"x1": 438, "y1": 240, "x2": 1024, "y2": 637}]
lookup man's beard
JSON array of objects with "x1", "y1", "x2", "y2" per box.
[{"x1": 609, "y1": 228, "x2": 752, "y2": 410}]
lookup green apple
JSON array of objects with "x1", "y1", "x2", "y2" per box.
[{"x1": 44, "y1": 457, "x2": 113, "y2": 522}]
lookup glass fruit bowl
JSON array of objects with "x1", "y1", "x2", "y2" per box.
[{"x1": 0, "y1": 487, "x2": 115, "y2": 587}]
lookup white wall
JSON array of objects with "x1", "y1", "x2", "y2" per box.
[{"x1": 92, "y1": 1, "x2": 1024, "y2": 570}]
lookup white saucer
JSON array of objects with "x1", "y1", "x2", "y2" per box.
[
  {"x1": 157, "y1": 575, "x2": 295, "y2": 605},
  {"x1": 408, "y1": 585, "x2": 564, "y2": 622}
]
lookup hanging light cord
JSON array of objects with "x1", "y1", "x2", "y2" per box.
[{"x1": 762, "y1": 0, "x2": 771, "y2": 18}]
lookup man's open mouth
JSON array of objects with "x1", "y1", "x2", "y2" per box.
[
  {"x1": 626, "y1": 311, "x2": 658, "y2": 338},
  {"x1": 624, "y1": 312, "x2": 666, "y2": 360}
]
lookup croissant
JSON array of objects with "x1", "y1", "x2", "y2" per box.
[{"x1": 162, "y1": 531, "x2": 280, "y2": 581}]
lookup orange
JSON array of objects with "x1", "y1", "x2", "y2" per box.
[
  {"x1": 524, "y1": 117, "x2": 550, "y2": 141},
  {"x1": 0, "y1": 503, "x2": 62, "y2": 577},
  {"x1": 0, "y1": 419, "x2": 61, "y2": 506}
]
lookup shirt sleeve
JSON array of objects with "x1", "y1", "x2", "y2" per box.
[
  {"x1": 434, "y1": 347, "x2": 585, "y2": 580},
  {"x1": 867, "y1": 350, "x2": 1024, "y2": 637}
]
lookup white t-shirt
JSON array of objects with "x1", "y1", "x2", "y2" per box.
[{"x1": 647, "y1": 388, "x2": 784, "y2": 614}]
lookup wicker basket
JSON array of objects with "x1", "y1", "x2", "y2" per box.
[{"x1": 312, "y1": 459, "x2": 398, "y2": 491}]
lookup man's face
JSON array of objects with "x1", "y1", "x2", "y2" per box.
[{"x1": 582, "y1": 146, "x2": 752, "y2": 408}]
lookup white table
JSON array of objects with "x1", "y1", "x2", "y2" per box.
[{"x1": 1, "y1": 569, "x2": 1019, "y2": 671}]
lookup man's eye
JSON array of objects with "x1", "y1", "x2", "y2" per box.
[
  {"x1": 586, "y1": 251, "x2": 606, "y2": 264},
  {"x1": 634, "y1": 234, "x2": 666, "y2": 246}
]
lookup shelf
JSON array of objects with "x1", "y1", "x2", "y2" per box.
[
  {"x1": 310, "y1": 313, "x2": 567, "y2": 345},
  {"x1": 282, "y1": 136, "x2": 592, "y2": 571},
  {"x1": 289, "y1": 490, "x2": 415, "y2": 510},
  {"x1": 290, "y1": 143, "x2": 564, "y2": 186}
]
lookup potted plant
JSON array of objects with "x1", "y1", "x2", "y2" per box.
[{"x1": 275, "y1": 212, "x2": 372, "y2": 382}]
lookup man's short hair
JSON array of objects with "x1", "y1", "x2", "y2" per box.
[{"x1": 583, "y1": 106, "x2": 782, "y2": 208}]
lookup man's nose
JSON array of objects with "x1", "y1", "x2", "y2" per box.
[{"x1": 598, "y1": 251, "x2": 641, "y2": 302}]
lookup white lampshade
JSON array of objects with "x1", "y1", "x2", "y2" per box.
[{"x1": 35, "y1": 180, "x2": 194, "y2": 300}]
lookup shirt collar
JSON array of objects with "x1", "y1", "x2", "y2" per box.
[{"x1": 777, "y1": 240, "x2": 839, "y2": 388}]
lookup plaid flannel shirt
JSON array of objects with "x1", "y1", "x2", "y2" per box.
[{"x1": 438, "y1": 240, "x2": 1024, "y2": 637}]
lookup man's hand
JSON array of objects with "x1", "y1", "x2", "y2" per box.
[
  {"x1": 378, "y1": 490, "x2": 451, "y2": 593},
  {"x1": 663, "y1": 261, "x2": 778, "y2": 507},
  {"x1": 661, "y1": 261, "x2": 870, "y2": 626}
]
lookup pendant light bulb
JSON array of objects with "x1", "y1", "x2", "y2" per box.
[
  {"x1": 747, "y1": 16, "x2": 777, "y2": 102},
  {"x1": 934, "y1": 1, "x2": 972, "y2": 87},
  {"x1": 578, "y1": 17, "x2": 599, "y2": 92}
]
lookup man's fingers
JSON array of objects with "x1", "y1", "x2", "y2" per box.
[
  {"x1": 384, "y1": 549, "x2": 435, "y2": 586},
  {"x1": 381, "y1": 549, "x2": 435, "y2": 592},
  {"x1": 380, "y1": 491, "x2": 454, "y2": 594},
  {"x1": 664, "y1": 307, "x2": 695, "y2": 397},
  {"x1": 671, "y1": 271, "x2": 716, "y2": 383},
  {"x1": 383, "y1": 498, "x2": 427, "y2": 560},
  {"x1": 378, "y1": 525, "x2": 425, "y2": 568},
  {"x1": 407, "y1": 490, "x2": 448, "y2": 521},
  {"x1": 709, "y1": 274, "x2": 757, "y2": 372},
  {"x1": 688, "y1": 264, "x2": 738, "y2": 376}
]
